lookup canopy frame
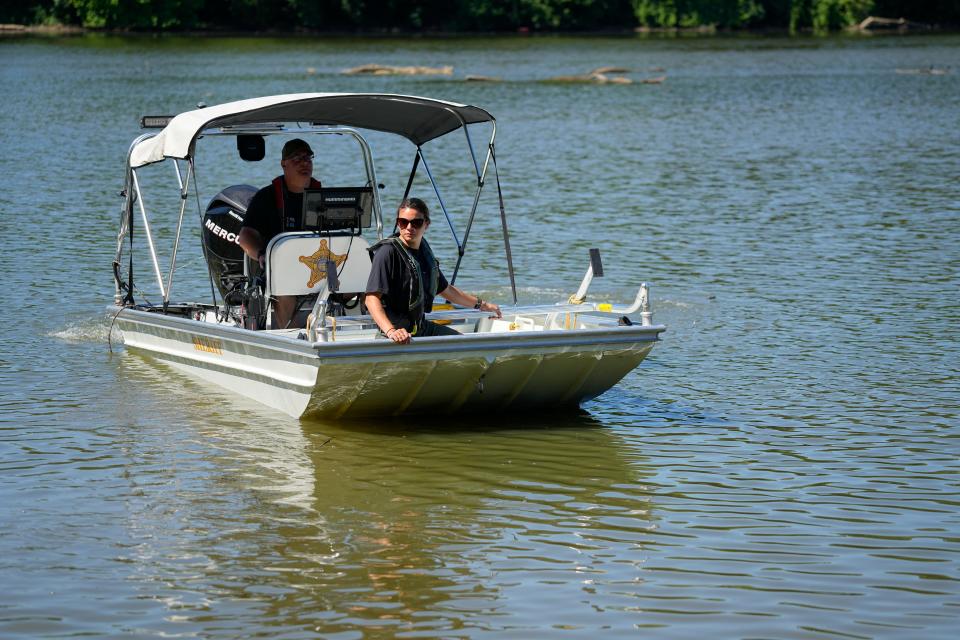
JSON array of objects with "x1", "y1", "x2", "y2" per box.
[
  {"x1": 129, "y1": 93, "x2": 495, "y2": 169},
  {"x1": 114, "y1": 93, "x2": 517, "y2": 313}
]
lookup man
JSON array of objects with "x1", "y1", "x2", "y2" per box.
[
  {"x1": 365, "y1": 197, "x2": 502, "y2": 344},
  {"x1": 238, "y1": 138, "x2": 321, "y2": 328}
]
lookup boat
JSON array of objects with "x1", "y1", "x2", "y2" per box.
[{"x1": 110, "y1": 93, "x2": 665, "y2": 419}]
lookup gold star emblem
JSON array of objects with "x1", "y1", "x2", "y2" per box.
[{"x1": 299, "y1": 239, "x2": 347, "y2": 288}]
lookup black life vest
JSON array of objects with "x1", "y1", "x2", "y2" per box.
[{"x1": 368, "y1": 236, "x2": 440, "y2": 334}]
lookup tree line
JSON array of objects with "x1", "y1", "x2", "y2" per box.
[{"x1": 3, "y1": 1, "x2": 956, "y2": 33}]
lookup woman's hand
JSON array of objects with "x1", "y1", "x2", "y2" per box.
[
  {"x1": 386, "y1": 327, "x2": 412, "y2": 344},
  {"x1": 479, "y1": 301, "x2": 502, "y2": 319}
]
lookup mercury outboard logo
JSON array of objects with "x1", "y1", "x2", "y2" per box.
[{"x1": 205, "y1": 218, "x2": 241, "y2": 245}]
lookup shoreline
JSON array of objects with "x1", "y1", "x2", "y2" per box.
[{"x1": 2, "y1": 21, "x2": 958, "y2": 38}]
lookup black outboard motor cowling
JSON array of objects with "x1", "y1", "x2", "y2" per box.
[{"x1": 202, "y1": 184, "x2": 257, "y2": 297}]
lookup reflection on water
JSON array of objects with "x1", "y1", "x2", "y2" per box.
[
  {"x1": 2, "y1": 33, "x2": 959, "y2": 639},
  {"x1": 82, "y1": 355, "x2": 655, "y2": 636}
]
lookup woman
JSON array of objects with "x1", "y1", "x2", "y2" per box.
[{"x1": 365, "y1": 198, "x2": 501, "y2": 344}]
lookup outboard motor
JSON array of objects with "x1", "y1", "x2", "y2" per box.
[{"x1": 201, "y1": 184, "x2": 257, "y2": 298}]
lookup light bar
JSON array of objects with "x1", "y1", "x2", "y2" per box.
[
  {"x1": 140, "y1": 115, "x2": 174, "y2": 129},
  {"x1": 218, "y1": 123, "x2": 285, "y2": 132}
]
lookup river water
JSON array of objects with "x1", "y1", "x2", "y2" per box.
[{"x1": 1, "y1": 32, "x2": 959, "y2": 638}]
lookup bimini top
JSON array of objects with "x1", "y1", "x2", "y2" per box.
[{"x1": 129, "y1": 93, "x2": 495, "y2": 168}]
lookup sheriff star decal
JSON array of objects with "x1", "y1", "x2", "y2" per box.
[{"x1": 299, "y1": 240, "x2": 347, "y2": 288}]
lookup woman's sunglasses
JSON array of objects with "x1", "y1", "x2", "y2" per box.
[{"x1": 396, "y1": 217, "x2": 426, "y2": 230}]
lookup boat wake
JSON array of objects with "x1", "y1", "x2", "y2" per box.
[{"x1": 50, "y1": 314, "x2": 116, "y2": 344}]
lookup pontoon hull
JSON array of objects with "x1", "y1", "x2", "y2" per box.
[{"x1": 112, "y1": 307, "x2": 662, "y2": 419}]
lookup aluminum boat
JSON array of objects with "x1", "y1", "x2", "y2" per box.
[{"x1": 110, "y1": 93, "x2": 665, "y2": 418}]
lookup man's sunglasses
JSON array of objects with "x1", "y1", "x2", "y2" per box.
[
  {"x1": 396, "y1": 217, "x2": 426, "y2": 230},
  {"x1": 286, "y1": 153, "x2": 314, "y2": 163}
]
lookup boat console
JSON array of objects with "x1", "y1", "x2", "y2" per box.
[{"x1": 302, "y1": 187, "x2": 374, "y2": 233}]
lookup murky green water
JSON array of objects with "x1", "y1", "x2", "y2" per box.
[{"x1": 1, "y1": 33, "x2": 959, "y2": 638}]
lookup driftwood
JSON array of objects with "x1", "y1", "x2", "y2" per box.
[
  {"x1": 1, "y1": 22, "x2": 81, "y2": 33},
  {"x1": 338, "y1": 63, "x2": 663, "y2": 84},
  {"x1": 590, "y1": 66, "x2": 630, "y2": 75},
  {"x1": 856, "y1": 16, "x2": 931, "y2": 31},
  {"x1": 895, "y1": 66, "x2": 950, "y2": 75},
  {"x1": 545, "y1": 69, "x2": 668, "y2": 86},
  {"x1": 342, "y1": 63, "x2": 453, "y2": 76},
  {"x1": 546, "y1": 71, "x2": 632, "y2": 85}
]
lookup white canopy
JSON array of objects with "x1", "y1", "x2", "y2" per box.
[{"x1": 128, "y1": 93, "x2": 495, "y2": 168}]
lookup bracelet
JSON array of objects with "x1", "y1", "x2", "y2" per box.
[
  {"x1": 474, "y1": 297, "x2": 483, "y2": 309},
  {"x1": 386, "y1": 327, "x2": 396, "y2": 336}
]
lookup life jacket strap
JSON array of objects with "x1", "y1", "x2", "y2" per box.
[{"x1": 271, "y1": 176, "x2": 322, "y2": 230}]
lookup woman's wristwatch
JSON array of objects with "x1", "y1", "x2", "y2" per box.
[{"x1": 474, "y1": 297, "x2": 483, "y2": 309}]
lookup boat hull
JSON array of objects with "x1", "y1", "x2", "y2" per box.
[{"x1": 112, "y1": 307, "x2": 662, "y2": 419}]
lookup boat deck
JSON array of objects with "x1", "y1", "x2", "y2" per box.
[{"x1": 241, "y1": 304, "x2": 639, "y2": 344}]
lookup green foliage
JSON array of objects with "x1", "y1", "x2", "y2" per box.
[
  {"x1": 520, "y1": 0, "x2": 636, "y2": 30},
  {"x1": 874, "y1": 0, "x2": 960, "y2": 24},
  {"x1": 50, "y1": 0, "x2": 208, "y2": 28},
  {"x1": 211, "y1": 0, "x2": 298, "y2": 29},
  {"x1": 785, "y1": 0, "x2": 873, "y2": 32},
  {"x1": 0, "y1": 0, "x2": 53, "y2": 23},
  {"x1": 3, "y1": 0, "x2": 956, "y2": 32},
  {"x1": 321, "y1": 1, "x2": 634, "y2": 31},
  {"x1": 632, "y1": 0, "x2": 765, "y2": 29},
  {"x1": 812, "y1": 0, "x2": 872, "y2": 31}
]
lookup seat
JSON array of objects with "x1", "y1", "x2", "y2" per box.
[{"x1": 263, "y1": 232, "x2": 372, "y2": 324}]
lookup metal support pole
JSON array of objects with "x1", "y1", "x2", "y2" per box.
[
  {"x1": 115, "y1": 133, "x2": 155, "y2": 306},
  {"x1": 164, "y1": 160, "x2": 192, "y2": 306},
  {"x1": 401, "y1": 151, "x2": 421, "y2": 204},
  {"x1": 392, "y1": 151, "x2": 422, "y2": 236},
  {"x1": 418, "y1": 148, "x2": 461, "y2": 252},
  {"x1": 451, "y1": 123, "x2": 496, "y2": 284},
  {"x1": 131, "y1": 169, "x2": 166, "y2": 299},
  {"x1": 490, "y1": 144, "x2": 517, "y2": 304}
]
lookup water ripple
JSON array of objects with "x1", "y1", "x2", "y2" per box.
[{"x1": 1, "y1": 33, "x2": 959, "y2": 639}]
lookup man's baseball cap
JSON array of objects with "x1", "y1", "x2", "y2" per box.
[{"x1": 281, "y1": 138, "x2": 313, "y2": 160}]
